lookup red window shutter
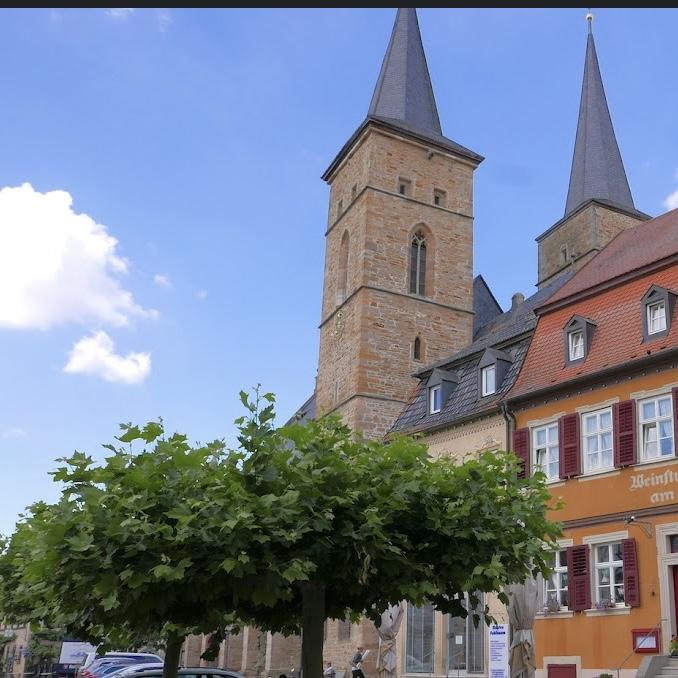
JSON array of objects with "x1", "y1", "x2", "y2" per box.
[
  {"x1": 567, "y1": 545, "x2": 591, "y2": 611},
  {"x1": 512, "y1": 428, "x2": 530, "y2": 479},
  {"x1": 559, "y1": 414, "x2": 581, "y2": 478},
  {"x1": 614, "y1": 400, "x2": 637, "y2": 468},
  {"x1": 622, "y1": 538, "x2": 640, "y2": 607}
]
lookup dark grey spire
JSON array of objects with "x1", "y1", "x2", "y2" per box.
[
  {"x1": 564, "y1": 22, "x2": 635, "y2": 216},
  {"x1": 368, "y1": 8, "x2": 442, "y2": 137}
]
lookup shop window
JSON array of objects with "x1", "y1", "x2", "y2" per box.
[
  {"x1": 447, "y1": 593, "x2": 484, "y2": 674},
  {"x1": 406, "y1": 603, "x2": 434, "y2": 673}
]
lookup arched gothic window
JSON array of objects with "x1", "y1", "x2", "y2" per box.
[{"x1": 409, "y1": 231, "x2": 427, "y2": 296}]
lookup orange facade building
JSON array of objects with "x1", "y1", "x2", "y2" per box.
[{"x1": 507, "y1": 209, "x2": 678, "y2": 678}]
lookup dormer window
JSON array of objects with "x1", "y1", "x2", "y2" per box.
[
  {"x1": 568, "y1": 329, "x2": 584, "y2": 361},
  {"x1": 563, "y1": 315, "x2": 596, "y2": 365},
  {"x1": 478, "y1": 348, "x2": 512, "y2": 399},
  {"x1": 647, "y1": 301, "x2": 666, "y2": 334},
  {"x1": 429, "y1": 385, "x2": 442, "y2": 413},
  {"x1": 425, "y1": 368, "x2": 458, "y2": 415},
  {"x1": 481, "y1": 365, "x2": 496, "y2": 396},
  {"x1": 642, "y1": 285, "x2": 675, "y2": 340}
]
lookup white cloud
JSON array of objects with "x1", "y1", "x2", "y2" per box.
[
  {"x1": 0, "y1": 183, "x2": 155, "y2": 330},
  {"x1": 153, "y1": 274, "x2": 172, "y2": 289},
  {"x1": 64, "y1": 331, "x2": 151, "y2": 385},
  {"x1": 1, "y1": 427, "x2": 26, "y2": 440},
  {"x1": 665, "y1": 189, "x2": 678, "y2": 211},
  {"x1": 196, "y1": 289, "x2": 208, "y2": 301},
  {"x1": 106, "y1": 8, "x2": 134, "y2": 18}
]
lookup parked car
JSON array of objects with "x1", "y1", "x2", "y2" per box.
[
  {"x1": 133, "y1": 669, "x2": 244, "y2": 678},
  {"x1": 79, "y1": 653, "x2": 163, "y2": 678},
  {"x1": 106, "y1": 663, "x2": 165, "y2": 678}
]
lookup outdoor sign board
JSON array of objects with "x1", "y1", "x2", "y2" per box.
[
  {"x1": 58, "y1": 642, "x2": 97, "y2": 665},
  {"x1": 489, "y1": 624, "x2": 509, "y2": 678}
]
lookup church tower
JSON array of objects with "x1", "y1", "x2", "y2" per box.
[
  {"x1": 537, "y1": 15, "x2": 649, "y2": 288},
  {"x1": 316, "y1": 8, "x2": 483, "y2": 438}
]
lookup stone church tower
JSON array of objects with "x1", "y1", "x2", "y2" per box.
[
  {"x1": 315, "y1": 8, "x2": 483, "y2": 438},
  {"x1": 536, "y1": 18, "x2": 649, "y2": 288}
]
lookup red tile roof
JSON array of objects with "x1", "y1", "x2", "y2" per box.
[
  {"x1": 545, "y1": 208, "x2": 678, "y2": 306},
  {"x1": 508, "y1": 265, "x2": 678, "y2": 399}
]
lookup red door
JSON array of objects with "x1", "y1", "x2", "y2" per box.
[{"x1": 548, "y1": 665, "x2": 577, "y2": 678}]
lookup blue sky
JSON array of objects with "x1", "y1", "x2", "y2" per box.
[{"x1": 0, "y1": 7, "x2": 677, "y2": 536}]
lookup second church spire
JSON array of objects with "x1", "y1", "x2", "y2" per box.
[{"x1": 564, "y1": 16, "x2": 635, "y2": 216}]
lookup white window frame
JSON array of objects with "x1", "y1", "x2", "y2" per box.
[
  {"x1": 582, "y1": 407, "x2": 614, "y2": 474},
  {"x1": 568, "y1": 329, "x2": 584, "y2": 361},
  {"x1": 543, "y1": 548, "x2": 569, "y2": 611},
  {"x1": 638, "y1": 394, "x2": 675, "y2": 461},
  {"x1": 429, "y1": 385, "x2": 442, "y2": 414},
  {"x1": 533, "y1": 423, "x2": 560, "y2": 482},
  {"x1": 481, "y1": 365, "x2": 496, "y2": 396},
  {"x1": 592, "y1": 541, "x2": 625, "y2": 608},
  {"x1": 647, "y1": 300, "x2": 667, "y2": 335}
]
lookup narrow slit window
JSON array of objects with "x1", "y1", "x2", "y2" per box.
[
  {"x1": 433, "y1": 189, "x2": 446, "y2": 207},
  {"x1": 413, "y1": 337, "x2": 422, "y2": 361},
  {"x1": 410, "y1": 231, "x2": 427, "y2": 296}
]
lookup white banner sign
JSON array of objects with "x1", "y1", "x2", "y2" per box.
[
  {"x1": 58, "y1": 642, "x2": 97, "y2": 665},
  {"x1": 489, "y1": 624, "x2": 509, "y2": 678}
]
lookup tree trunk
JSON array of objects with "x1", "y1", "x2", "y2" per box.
[
  {"x1": 163, "y1": 632, "x2": 185, "y2": 678},
  {"x1": 301, "y1": 581, "x2": 326, "y2": 678}
]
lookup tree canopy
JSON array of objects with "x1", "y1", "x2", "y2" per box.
[{"x1": 0, "y1": 390, "x2": 561, "y2": 678}]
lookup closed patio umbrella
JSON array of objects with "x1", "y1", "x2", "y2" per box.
[
  {"x1": 508, "y1": 578, "x2": 539, "y2": 678},
  {"x1": 375, "y1": 603, "x2": 404, "y2": 678}
]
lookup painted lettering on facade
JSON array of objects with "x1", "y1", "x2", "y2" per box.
[{"x1": 630, "y1": 468, "x2": 678, "y2": 503}]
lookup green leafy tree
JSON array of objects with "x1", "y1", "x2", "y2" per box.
[
  {"x1": 0, "y1": 422, "x2": 299, "y2": 678},
  {"x1": 0, "y1": 391, "x2": 561, "y2": 678},
  {"x1": 224, "y1": 390, "x2": 562, "y2": 678}
]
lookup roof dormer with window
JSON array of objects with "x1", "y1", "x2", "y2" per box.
[
  {"x1": 641, "y1": 284, "x2": 676, "y2": 341},
  {"x1": 426, "y1": 368, "x2": 458, "y2": 415},
  {"x1": 478, "y1": 348, "x2": 512, "y2": 398},
  {"x1": 564, "y1": 315, "x2": 596, "y2": 366}
]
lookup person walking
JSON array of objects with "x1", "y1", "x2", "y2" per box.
[{"x1": 350, "y1": 646, "x2": 367, "y2": 678}]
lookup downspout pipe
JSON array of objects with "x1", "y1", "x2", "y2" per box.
[{"x1": 501, "y1": 401, "x2": 515, "y2": 451}]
